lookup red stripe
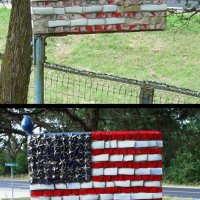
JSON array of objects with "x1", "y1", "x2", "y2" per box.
[
  {"x1": 92, "y1": 131, "x2": 162, "y2": 140},
  {"x1": 91, "y1": 161, "x2": 162, "y2": 168},
  {"x1": 92, "y1": 148, "x2": 163, "y2": 155},
  {"x1": 92, "y1": 175, "x2": 162, "y2": 182},
  {"x1": 31, "y1": 187, "x2": 162, "y2": 197}
]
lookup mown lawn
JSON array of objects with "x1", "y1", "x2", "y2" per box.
[{"x1": 0, "y1": 8, "x2": 200, "y2": 99}]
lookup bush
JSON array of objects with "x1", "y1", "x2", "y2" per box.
[
  {"x1": 15, "y1": 152, "x2": 28, "y2": 174},
  {"x1": 164, "y1": 149, "x2": 200, "y2": 184}
]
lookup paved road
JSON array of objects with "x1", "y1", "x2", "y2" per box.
[
  {"x1": 0, "y1": 180, "x2": 200, "y2": 199},
  {"x1": 0, "y1": 179, "x2": 29, "y2": 190},
  {"x1": 163, "y1": 186, "x2": 200, "y2": 199}
]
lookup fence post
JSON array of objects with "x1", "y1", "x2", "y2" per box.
[
  {"x1": 34, "y1": 35, "x2": 46, "y2": 104},
  {"x1": 139, "y1": 85, "x2": 154, "y2": 104}
]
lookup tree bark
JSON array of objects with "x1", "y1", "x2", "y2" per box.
[
  {"x1": 0, "y1": 0, "x2": 32, "y2": 104},
  {"x1": 85, "y1": 108, "x2": 100, "y2": 131}
]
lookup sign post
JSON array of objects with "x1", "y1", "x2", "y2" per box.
[{"x1": 5, "y1": 163, "x2": 18, "y2": 200}]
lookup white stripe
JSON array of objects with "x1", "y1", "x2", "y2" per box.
[
  {"x1": 123, "y1": 155, "x2": 134, "y2": 161},
  {"x1": 110, "y1": 154, "x2": 123, "y2": 161},
  {"x1": 110, "y1": 140, "x2": 117, "y2": 148},
  {"x1": 93, "y1": 181, "x2": 106, "y2": 188},
  {"x1": 55, "y1": 183, "x2": 67, "y2": 189},
  {"x1": 51, "y1": 197, "x2": 62, "y2": 200},
  {"x1": 92, "y1": 168, "x2": 104, "y2": 176},
  {"x1": 114, "y1": 193, "x2": 131, "y2": 200},
  {"x1": 148, "y1": 154, "x2": 162, "y2": 161},
  {"x1": 117, "y1": 140, "x2": 135, "y2": 148},
  {"x1": 31, "y1": 180, "x2": 161, "y2": 191},
  {"x1": 135, "y1": 168, "x2": 150, "y2": 175},
  {"x1": 135, "y1": 154, "x2": 147, "y2": 162},
  {"x1": 106, "y1": 18, "x2": 126, "y2": 25},
  {"x1": 48, "y1": 20, "x2": 70, "y2": 28},
  {"x1": 83, "y1": 5, "x2": 102, "y2": 13},
  {"x1": 92, "y1": 154, "x2": 162, "y2": 162},
  {"x1": 88, "y1": 19, "x2": 105, "y2": 26},
  {"x1": 144, "y1": 181, "x2": 161, "y2": 187},
  {"x1": 66, "y1": 193, "x2": 163, "y2": 200},
  {"x1": 141, "y1": 4, "x2": 167, "y2": 11},
  {"x1": 92, "y1": 141, "x2": 105, "y2": 149},
  {"x1": 91, "y1": 140, "x2": 163, "y2": 149},
  {"x1": 118, "y1": 168, "x2": 134, "y2": 175},
  {"x1": 131, "y1": 180, "x2": 144, "y2": 186},
  {"x1": 53, "y1": 8, "x2": 65, "y2": 14},
  {"x1": 100, "y1": 194, "x2": 113, "y2": 200},
  {"x1": 150, "y1": 168, "x2": 163, "y2": 175},
  {"x1": 135, "y1": 141, "x2": 149, "y2": 148},
  {"x1": 70, "y1": 19, "x2": 87, "y2": 26},
  {"x1": 103, "y1": 5, "x2": 118, "y2": 12},
  {"x1": 32, "y1": 7, "x2": 54, "y2": 15},
  {"x1": 104, "y1": 168, "x2": 118, "y2": 175},
  {"x1": 63, "y1": 196, "x2": 79, "y2": 200},
  {"x1": 30, "y1": 184, "x2": 54, "y2": 190},
  {"x1": 67, "y1": 182, "x2": 81, "y2": 189},
  {"x1": 65, "y1": 6, "x2": 83, "y2": 13},
  {"x1": 131, "y1": 193, "x2": 152, "y2": 199},
  {"x1": 92, "y1": 154, "x2": 109, "y2": 162},
  {"x1": 81, "y1": 182, "x2": 93, "y2": 188},
  {"x1": 80, "y1": 195, "x2": 99, "y2": 200},
  {"x1": 115, "y1": 180, "x2": 131, "y2": 187},
  {"x1": 32, "y1": 4, "x2": 167, "y2": 15}
]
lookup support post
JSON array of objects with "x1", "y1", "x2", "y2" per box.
[
  {"x1": 11, "y1": 166, "x2": 13, "y2": 200},
  {"x1": 34, "y1": 35, "x2": 46, "y2": 104},
  {"x1": 139, "y1": 85, "x2": 154, "y2": 104}
]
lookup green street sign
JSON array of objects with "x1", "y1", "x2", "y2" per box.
[{"x1": 5, "y1": 163, "x2": 18, "y2": 167}]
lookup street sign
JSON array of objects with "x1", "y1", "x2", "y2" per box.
[{"x1": 5, "y1": 163, "x2": 18, "y2": 167}]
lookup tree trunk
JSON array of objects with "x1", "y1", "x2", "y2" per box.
[
  {"x1": 0, "y1": 0, "x2": 32, "y2": 104},
  {"x1": 85, "y1": 108, "x2": 100, "y2": 131}
]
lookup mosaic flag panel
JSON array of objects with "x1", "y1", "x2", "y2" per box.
[
  {"x1": 28, "y1": 130, "x2": 163, "y2": 200},
  {"x1": 30, "y1": 0, "x2": 167, "y2": 35}
]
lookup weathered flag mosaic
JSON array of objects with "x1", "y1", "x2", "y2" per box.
[
  {"x1": 28, "y1": 131, "x2": 163, "y2": 200},
  {"x1": 30, "y1": 0, "x2": 167, "y2": 35}
]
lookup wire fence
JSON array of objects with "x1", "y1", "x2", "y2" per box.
[
  {"x1": 27, "y1": 62, "x2": 200, "y2": 104},
  {"x1": 0, "y1": 52, "x2": 199, "y2": 104}
]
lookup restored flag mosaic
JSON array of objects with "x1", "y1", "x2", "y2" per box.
[
  {"x1": 28, "y1": 131, "x2": 163, "y2": 200},
  {"x1": 30, "y1": 0, "x2": 167, "y2": 35}
]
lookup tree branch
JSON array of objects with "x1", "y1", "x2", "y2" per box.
[
  {"x1": 0, "y1": 125, "x2": 26, "y2": 136},
  {"x1": 47, "y1": 108, "x2": 90, "y2": 131},
  {"x1": 2, "y1": 108, "x2": 46, "y2": 116}
]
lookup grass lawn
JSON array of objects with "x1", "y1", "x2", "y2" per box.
[{"x1": 0, "y1": 8, "x2": 200, "y2": 103}]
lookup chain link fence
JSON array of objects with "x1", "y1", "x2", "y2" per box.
[{"x1": 28, "y1": 62, "x2": 200, "y2": 104}]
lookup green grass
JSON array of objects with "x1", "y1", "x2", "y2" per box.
[
  {"x1": 0, "y1": 174, "x2": 29, "y2": 180},
  {"x1": 0, "y1": 8, "x2": 200, "y2": 103}
]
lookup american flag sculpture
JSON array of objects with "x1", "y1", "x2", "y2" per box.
[
  {"x1": 30, "y1": 0, "x2": 167, "y2": 35},
  {"x1": 28, "y1": 130, "x2": 163, "y2": 200}
]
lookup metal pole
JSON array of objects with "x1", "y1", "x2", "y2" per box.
[
  {"x1": 34, "y1": 35, "x2": 46, "y2": 104},
  {"x1": 11, "y1": 167, "x2": 13, "y2": 200}
]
